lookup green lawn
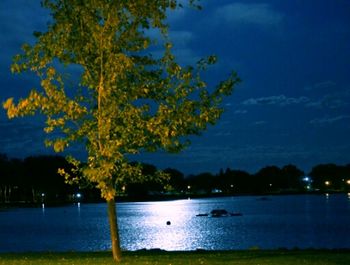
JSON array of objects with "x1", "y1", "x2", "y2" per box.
[{"x1": 1, "y1": 250, "x2": 350, "y2": 265}]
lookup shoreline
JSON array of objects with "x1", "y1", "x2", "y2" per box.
[{"x1": 1, "y1": 191, "x2": 348, "y2": 208}]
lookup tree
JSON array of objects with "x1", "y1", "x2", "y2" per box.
[
  {"x1": 23, "y1": 155, "x2": 74, "y2": 203},
  {"x1": 187, "y1": 172, "x2": 215, "y2": 193},
  {"x1": 254, "y1": 166, "x2": 282, "y2": 193},
  {"x1": 3, "y1": 0, "x2": 239, "y2": 262},
  {"x1": 163, "y1": 168, "x2": 185, "y2": 193},
  {"x1": 217, "y1": 168, "x2": 251, "y2": 194},
  {"x1": 310, "y1": 163, "x2": 347, "y2": 191},
  {"x1": 280, "y1": 164, "x2": 304, "y2": 190},
  {"x1": 0, "y1": 154, "x2": 10, "y2": 203}
]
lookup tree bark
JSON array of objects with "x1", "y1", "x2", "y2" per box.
[{"x1": 107, "y1": 198, "x2": 122, "y2": 262}]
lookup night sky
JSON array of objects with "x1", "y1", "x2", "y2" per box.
[{"x1": 1, "y1": 0, "x2": 350, "y2": 175}]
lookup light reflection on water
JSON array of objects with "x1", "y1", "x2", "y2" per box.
[{"x1": 0, "y1": 194, "x2": 349, "y2": 252}]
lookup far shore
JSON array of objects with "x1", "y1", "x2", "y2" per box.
[{"x1": 1, "y1": 190, "x2": 348, "y2": 209}]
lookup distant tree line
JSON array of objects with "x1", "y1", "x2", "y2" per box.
[{"x1": 1, "y1": 153, "x2": 350, "y2": 204}]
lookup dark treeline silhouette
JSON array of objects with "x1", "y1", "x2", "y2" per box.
[
  {"x1": 1, "y1": 153, "x2": 350, "y2": 204},
  {"x1": 0, "y1": 154, "x2": 79, "y2": 204}
]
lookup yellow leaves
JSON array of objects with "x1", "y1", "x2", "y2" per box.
[
  {"x1": 182, "y1": 72, "x2": 192, "y2": 80},
  {"x1": 165, "y1": 42, "x2": 172, "y2": 49},
  {"x1": 57, "y1": 168, "x2": 66, "y2": 176},
  {"x1": 46, "y1": 67, "x2": 56, "y2": 79},
  {"x1": 3, "y1": 98, "x2": 14, "y2": 110},
  {"x1": 53, "y1": 139, "x2": 67, "y2": 152},
  {"x1": 10, "y1": 63, "x2": 21, "y2": 73},
  {"x1": 44, "y1": 126, "x2": 54, "y2": 133},
  {"x1": 41, "y1": 79, "x2": 51, "y2": 90},
  {"x1": 169, "y1": 63, "x2": 181, "y2": 76},
  {"x1": 58, "y1": 166, "x2": 80, "y2": 185},
  {"x1": 200, "y1": 112, "x2": 210, "y2": 123},
  {"x1": 143, "y1": 39, "x2": 149, "y2": 49},
  {"x1": 3, "y1": 97, "x2": 36, "y2": 119},
  {"x1": 18, "y1": 99, "x2": 29, "y2": 109},
  {"x1": 44, "y1": 117, "x2": 66, "y2": 134},
  {"x1": 100, "y1": 187, "x2": 116, "y2": 201},
  {"x1": 142, "y1": 87, "x2": 149, "y2": 94},
  {"x1": 3, "y1": 98, "x2": 16, "y2": 119}
]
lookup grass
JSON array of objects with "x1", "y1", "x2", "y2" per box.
[{"x1": 1, "y1": 250, "x2": 350, "y2": 265}]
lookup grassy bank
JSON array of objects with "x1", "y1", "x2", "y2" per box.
[{"x1": 1, "y1": 250, "x2": 350, "y2": 265}]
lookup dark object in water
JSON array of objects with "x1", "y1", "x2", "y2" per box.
[
  {"x1": 196, "y1": 209, "x2": 242, "y2": 217},
  {"x1": 196, "y1": 213, "x2": 209, "y2": 217},
  {"x1": 257, "y1": 197, "x2": 270, "y2": 201},
  {"x1": 230, "y1": 212, "x2": 243, "y2": 216},
  {"x1": 211, "y1": 209, "x2": 229, "y2": 217}
]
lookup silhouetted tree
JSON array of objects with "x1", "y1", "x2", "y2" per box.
[
  {"x1": 187, "y1": 172, "x2": 215, "y2": 193},
  {"x1": 163, "y1": 168, "x2": 185, "y2": 193},
  {"x1": 23, "y1": 156, "x2": 73, "y2": 203},
  {"x1": 0, "y1": 154, "x2": 10, "y2": 202},
  {"x1": 310, "y1": 163, "x2": 349, "y2": 191},
  {"x1": 217, "y1": 168, "x2": 251, "y2": 194},
  {"x1": 254, "y1": 166, "x2": 282, "y2": 193},
  {"x1": 280, "y1": 164, "x2": 304, "y2": 190}
]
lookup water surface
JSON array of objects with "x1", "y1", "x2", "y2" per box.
[{"x1": 0, "y1": 194, "x2": 349, "y2": 252}]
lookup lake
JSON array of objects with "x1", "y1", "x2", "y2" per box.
[{"x1": 0, "y1": 194, "x2": 350, "y2": 252}]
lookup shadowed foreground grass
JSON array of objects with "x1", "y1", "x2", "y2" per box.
[{"x1": 1, "y1": 250, "x2": 350, "y2": 265}]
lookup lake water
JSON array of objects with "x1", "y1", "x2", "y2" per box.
[{"x1": 0, "y1": 194, "x2": 350, "y2": 252}]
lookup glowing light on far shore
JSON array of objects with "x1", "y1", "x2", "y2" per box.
[{"x1": 325, "y1": 181, "x2": 331, "y2": 186}]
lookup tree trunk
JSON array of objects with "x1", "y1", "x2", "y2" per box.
[
  {"x1": 107, "y1": 198, "x2": 122, "y2": 262},
  {"x1": 4, "y1": 186, "x2": 8, "y2": 203},
  {"x1": 32, "y1": 188, "x2": 36, "y2": 203}
]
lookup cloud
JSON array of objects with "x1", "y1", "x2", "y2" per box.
[
  {"x1": 215, "y1": 3, "x2": 284, "y2": 27},
  {"x1": 234, "y1": 109, "x2": 248, "y2": 114},
  {"x1": 306, "y1": 91, "x2": 350, "y2": 109},
  {"x1": 166, "y1": 1, "x2": 189, "y2": 22},
  {"x1": 172, "y1": 48, "x2": 200, "y2": 66},
  {"x1": 169, "y1": 30, "x2": 194, "y2": 47},
  {"x1": 242, "y1": 95, "x2": 309, "y2": 106},
  {"x1": 304, "y1": 80, "x2": 336, "y2": 91},
  {"x1": 0, "y1": 1, "x2": 49, "y2": 51},
  {"x1": 310, "y1": 115, "x2": 350, "y2": 125},
  {"x1": 252, "y1": 121, "x2": 267, "y2": 126},
  {"x1": 0, "y1": 119, "x2": 47, "y2": 157}
]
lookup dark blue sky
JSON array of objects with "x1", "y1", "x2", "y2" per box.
[{"x1": 1, "y1": 0, "x2": 350, "y2": 175}]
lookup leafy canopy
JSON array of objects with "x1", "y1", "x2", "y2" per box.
[{"x1": 3, "y1": 0, "x2": 240, "y2": 200}]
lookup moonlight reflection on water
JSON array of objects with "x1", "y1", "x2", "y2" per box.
[{"x1": 144, "y1": 200, "x2": 193, "y2": 250}]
